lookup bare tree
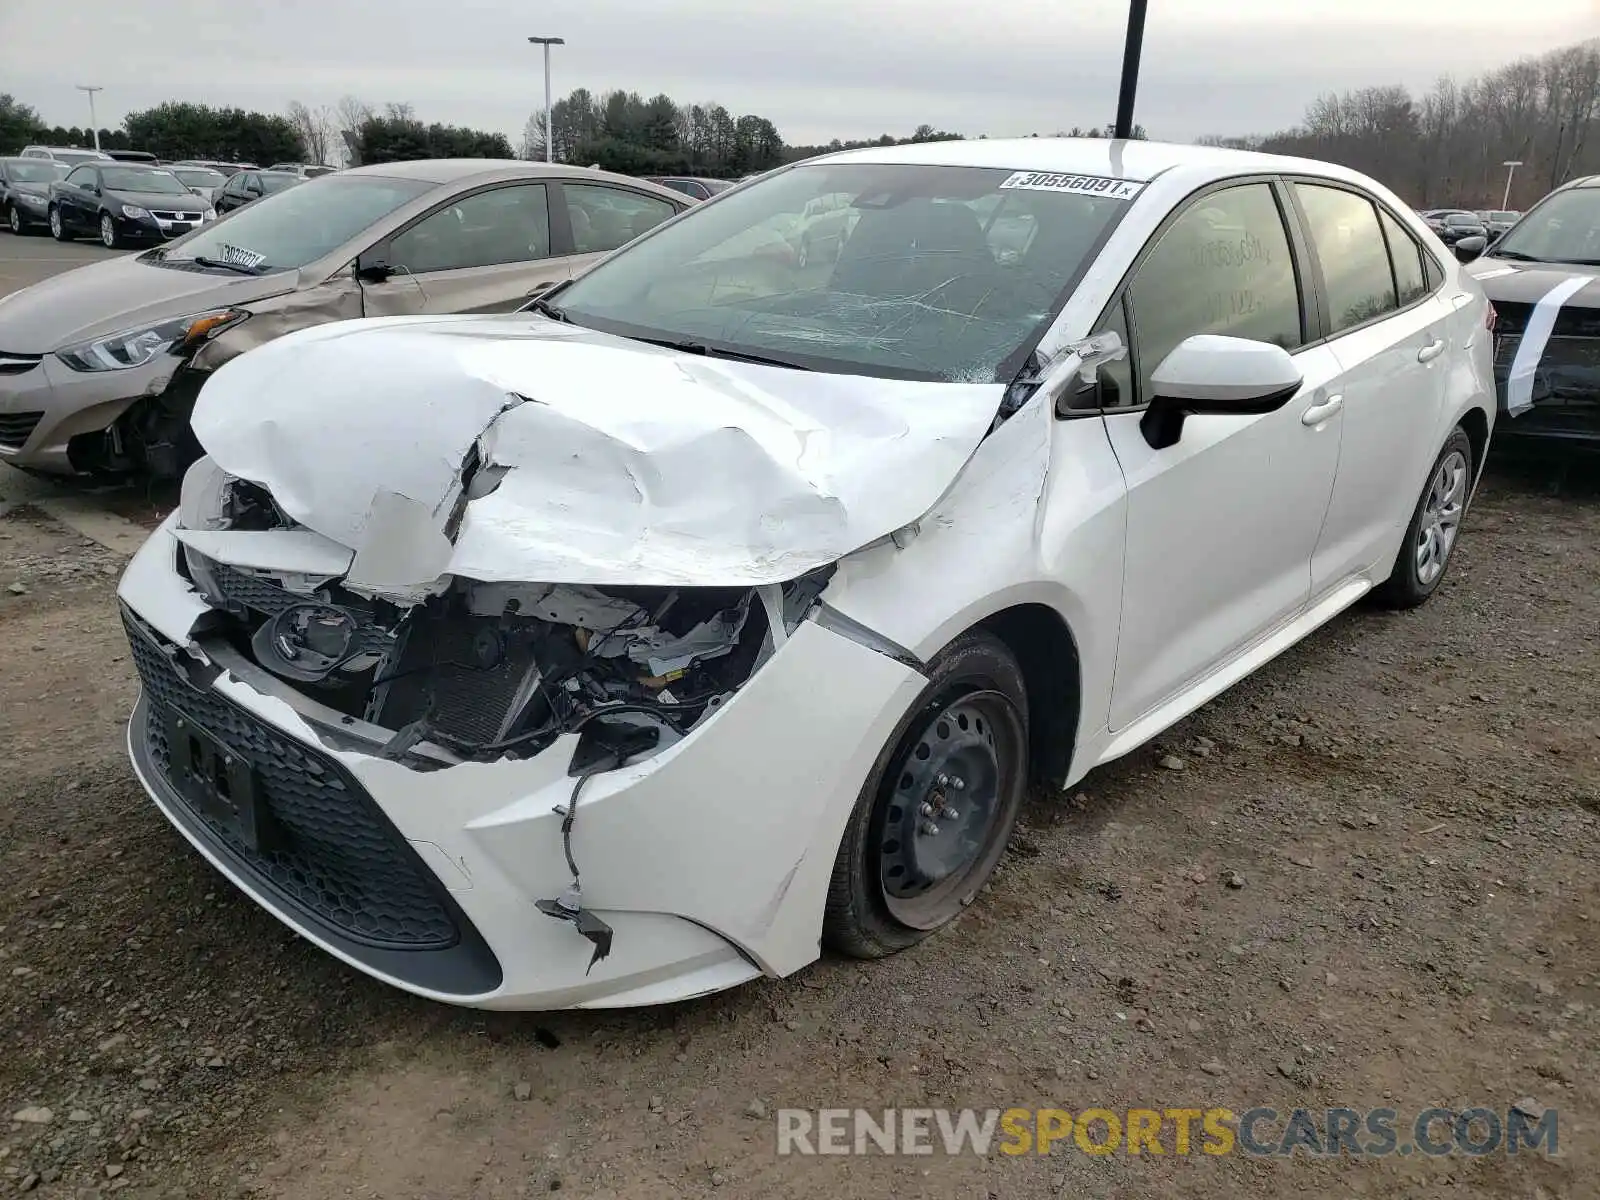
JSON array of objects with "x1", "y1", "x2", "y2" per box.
[
  {"x1": 285, "y1": 101, "x2": 335, "y2": 166},
  {"x1": 1200, "y1": 38, "x2": 1600, "y2": 209},
  {"x1": 334, "y1": 95, "x2": 374, "y2": 166},
  {"x1": 383, "y1": 101, "x2": 416, "y2": 123}
]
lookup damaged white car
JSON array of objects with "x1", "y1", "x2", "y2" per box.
[{"x1": 117, "y1": 139, "x2": 1496, "y2": 1009}]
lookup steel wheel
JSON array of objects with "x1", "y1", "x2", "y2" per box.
[
  {"x1": 873, "y1": 688, "x2": 1024, "y2": 930},
  {"x1": 100, "y1": 213, "x2": 118, "y2": 249},
  {"x1": 1415, "y1": 448, "x2": 1467, "y2": 586}
]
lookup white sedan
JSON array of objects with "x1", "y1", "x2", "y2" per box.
[{"x1": 117, "y1": 138, "x2": 1496, "y2": 1009}]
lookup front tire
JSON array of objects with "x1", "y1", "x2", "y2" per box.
[
  {"x1": 1374, "y1": 427, "x2": 1474, "y2": 609},
  {"x1": 48, "y1": 206, "x2": 68, "y2": 241},
  {"x1": 99, "y1": 212, "x2": 119, "y2": 249},
  {"x1": 823, "y1": 630, "x2": 1030, "y2": 959},
  {"x1": 3, "y1": 205, "x2": 16, "y2": 235}
]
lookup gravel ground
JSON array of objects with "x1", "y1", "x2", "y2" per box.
[{"x1": 1, "y1": 464, "x2": 1596, "y2": 1200}]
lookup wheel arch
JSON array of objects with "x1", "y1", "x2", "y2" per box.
[
  {"x1": 970, "y1": 603, "x2": 1082, "y2": 789},
  {"x1": 1458, "y1": 404, "x2": 1489, "y2": 485}
]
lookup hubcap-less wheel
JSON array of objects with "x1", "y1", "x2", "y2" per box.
[
  {"x1": 100, "y1": 214, "x2": 116, "y2": 248},
  {"x1": 48, "y1": 208, "x2": 62, "y2": 239},
  {"x1": 876, "y1": 689, "x2": 1023, "y2": 930},
  {"x1": 7, "y1": 207, "x2": 18, "y2": 234},
  {"x1": 1415, "y1": 448, "x2": 1467, "y2": 585}
]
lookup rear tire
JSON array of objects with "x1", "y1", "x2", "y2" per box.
[
  {"x1": 823, "y1": 630, "x2": 1030, "y2": 959},
  {"x1": 1373, "y1": 427, "x2": 1474, "y2": 609}
]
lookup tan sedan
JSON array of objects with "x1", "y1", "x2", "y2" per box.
[{"x1": 0, "y1": 160, "x2": 692, "y2": 477}]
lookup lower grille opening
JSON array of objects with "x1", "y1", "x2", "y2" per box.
[
  {"x1": 122, "y1": 607, "x2": 503, "y2": 994},
  {"x1": 0, "y1": 411, "x2": 44, "y2": 449}
]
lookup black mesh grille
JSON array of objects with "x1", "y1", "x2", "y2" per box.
[
  {"x1": 0, "y1": 411, "x2": 44, "y2": 448},
  {"x1": 207, "y1": 562, "x2": 304, "y2": 615},
  {"x1": 123, "y1": 610, "x2": 460, "y2": 951}
]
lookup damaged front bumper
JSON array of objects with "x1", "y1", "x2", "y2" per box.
[{"x1": 118, "y1": 516, "x2": 926, "y2": 1010}]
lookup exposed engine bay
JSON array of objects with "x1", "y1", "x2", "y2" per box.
[{"x1": 180, "y1": 479, "x2": 830, "y2": 771}]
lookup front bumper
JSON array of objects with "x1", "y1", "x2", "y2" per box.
[
  {"x1": 117, "y1": 518, "x2": 926, "y2": 1010},
  {"x1": 0, "y1": 351, "x2": 182, "y2": 472},
  {"x1": 7, "y1": 196, "x2": 49, "y2": 227}
]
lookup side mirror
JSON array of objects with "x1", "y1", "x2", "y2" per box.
[
  {"x1": 355, "y1": 255, "x2": 394, "y2": 283},
  {"x1": 1452, "y1": 235, "x2": 1487, "y2": 263},
  {"x1": 1141, "y1": 335, "x2": 1302, "y2": 450}
]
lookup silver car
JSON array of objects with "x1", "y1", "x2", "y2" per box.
[{"x1": 0, "y1": 160, "x2": 691, "y2": 477}]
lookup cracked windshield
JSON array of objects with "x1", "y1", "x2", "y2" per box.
[{"x1": 554, "y1": 163, "x2": 1128, "y2": 380}]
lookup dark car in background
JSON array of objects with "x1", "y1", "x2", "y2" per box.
[
  {"x1": 646, "y1": 175, "x2": 735, "y2": 201},
  {"x1": 48, "y1": 163, "x2": 214, "y2": 248},
  {"x1": 213, "y1": 169, "x2": 301, "y2": 213},
  {"x1": 1421, "y1": 209, "x2": 1489, "y2": 245},
  {"x1": 1467, "y1": 175, "x2": 1600, "y2": 452},
  {"x1": 1, "y1": 157, "x2": 68, "y2": 234},
  {"x1": 105, "y1": 150, "x2": 161, "y2": 165}
]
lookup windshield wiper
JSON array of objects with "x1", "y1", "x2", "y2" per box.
[
  {"x1": 629, "y1": 335, "x2": 812, "y2": 371},
  {"x1": 526, "y1": 295, "x2": 571, "y2": 323},
  {"x1": 1489, "y1": 249, "x2": 1545, "y2": 262},
  {"x1": 186, "y1": 255, "x2": 267, "y2": 276}
]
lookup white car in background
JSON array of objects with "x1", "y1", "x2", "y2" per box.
[{"x1": 118, "y1": 138, "x2": 1495, "y2": 1010}]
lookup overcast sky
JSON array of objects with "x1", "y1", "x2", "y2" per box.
[{"x1": 1, "y1": 0, "x2": 1594, "y2": 148}]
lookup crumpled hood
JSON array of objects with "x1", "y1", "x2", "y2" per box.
[
  {"x1": 191, "y1": 314, "x2": 1007, "y2": 589},
  {"x1": 0, "y1": 252, "x2": 296, "y2": 354}
]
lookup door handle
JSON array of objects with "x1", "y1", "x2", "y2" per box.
[
  {"x1": 1301, "y1": 394, "x2": 1343, "y2": 427},
  {"x1": 1417, "y1": 339, "x2": 1446, "y2": 363}
]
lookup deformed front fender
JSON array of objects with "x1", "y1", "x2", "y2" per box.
[{"x1": 189, "y1": 272, "x2": 366, "y2": 373}]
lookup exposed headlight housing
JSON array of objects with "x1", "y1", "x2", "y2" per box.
[
  {"x1": 56, "y1": 309, "x2": 249, "y2": 373},
  {"x1": 120, "y1": 204, "x2": 151, "y2": 220}
]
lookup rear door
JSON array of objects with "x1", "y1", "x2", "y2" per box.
[
  {"x1": 1290, "y1": 182, "x2": 1453, "y2": 595},
  {"x1": 556, "y1": 180, "x2": 682, "y2": 278},
  {"x1": 359, "y1": 181, "x2": 564, "y2": 317}
]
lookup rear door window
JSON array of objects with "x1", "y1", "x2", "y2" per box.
[
  {"x1": 564, "y1": 183, "x2": 677, "y2": 254},
  {"x1": 1293, "y1": 184, "x2": 1399, "y2": 334},
  {"x1": 1378, "y1": 210, "x2": 1429, "y2": 306}
]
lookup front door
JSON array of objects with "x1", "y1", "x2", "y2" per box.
[
  {"x1": 360, "y1": 182, "x2": 568, "y2": 317},
  {"x1": 1100, "y1": 179, "x2": 1343, "y2": 731}
]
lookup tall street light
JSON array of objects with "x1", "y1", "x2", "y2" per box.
[
  {"x1": 75, "y1": 85, "x2": 104, "y2": 151},
  {"x1": 1113, "y1": 0, "x2": 1149, "y2": 140},
  {"x1": 1501, "y1": 160, "x2": 1522, "y2": 210},
  {"x1": 528, "y1": 36, "x2": 565, "y2": 163}
]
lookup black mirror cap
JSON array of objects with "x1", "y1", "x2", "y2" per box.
[
  {"x1": 1453, "y1": 235, "x2": 1487, "y2": 263},
  {"x1": 1139, "y1": 380, "x2": 1302, "y2": 450},
  {"x1": 355, "y1": 257, "x2": 394, "y2": 283}
]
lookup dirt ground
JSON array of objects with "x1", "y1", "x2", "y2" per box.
[{"x1": 2, "y1": 463, "x2": 1596, "y2": 1200}]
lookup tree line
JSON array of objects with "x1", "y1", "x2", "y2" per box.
[
  {"x1": 1200, "y1": 38, "x2": 1599, "y2": 210},
  {"x1": 521, "y1": 88, "x2": 784, "y2": 176}
]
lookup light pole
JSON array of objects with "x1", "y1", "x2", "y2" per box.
[
  {"x1": 1501, "y1": 160, "x2": 1522, "y2": 210},
  {"x1": 75, "y1": 85, "x2": 103, "y2": 151},
  {"x1": 1113, "y1": 0, "x2": 1149, "y2": 140},
  {"x1": 527, "y1": 36, "x2": 565, "y2": 162}
]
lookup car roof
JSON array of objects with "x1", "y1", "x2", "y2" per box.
[
  {"x1": 338, "y1": 159, "x2": 691, "y2": 202},
  {"x1": 808, "y1": 136, "x2": 1409, "y2": 190}
]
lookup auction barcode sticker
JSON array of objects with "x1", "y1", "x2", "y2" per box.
[{"x1": 998, "y1": 172, "x2": 1145, "y2": 200}]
